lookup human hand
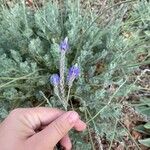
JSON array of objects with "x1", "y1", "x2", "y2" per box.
[{"x1": 0, "y1": 107, "x2": 86, "y2": 150}]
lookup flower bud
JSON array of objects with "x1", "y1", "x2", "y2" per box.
[
  {"x1": 60, "y1": 37, "x2": 69, "y2": 52},
  {"x1": 67, "y1": 64, "x2": 80, "y2": 86},
  {"x1": 50, "y1": 74, "x2": 60, "y2": 86}
]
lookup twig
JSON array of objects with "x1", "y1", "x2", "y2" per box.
[
  {"x1": 0, "y1": 70, "x2": 42, "y2": 89},
  {"x1": 118, "y1": 120, "x2": 141, "y2": 150},
  {"x1": 86, "y1": 107, "x2": 103, "y2": 150},
  {"x1": 108, "y1": 119, "x2": 118, "y2": 150},
  {"x1": 85, "y1": 109, "x2": 96, "y2": 150},
  {"x1": 39, "y1": 91, "x2": 52, "y2": 107}
]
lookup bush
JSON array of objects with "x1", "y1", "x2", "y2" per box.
[{"x1": 0, "y1": 0, "x2": 149, "y2": 149}]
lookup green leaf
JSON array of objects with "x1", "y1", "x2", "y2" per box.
[
  {"x1": 145, "y1": 31, "x2": 150, "y2": 37},
  {"x1": 139, "y1": 138, "x2": 150, "y2": 147},
  {"x1": 144, "y1": 122, "x2": 150, "y2": 129},
  {"x1": 134, "y1": 125, "x2": 148, "y2": 135},
  {"x1": 141, "y1": 98, "x2": 150, "y2": 106},
  {"x1": 134, "y1": 124, "x2": 150, "y2": 135},
  {"x1": 136, "y1": 106, "x2": 150, "y2": 116}
]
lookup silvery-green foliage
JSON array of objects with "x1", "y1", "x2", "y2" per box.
[{"x1": 0, "y1": 0, "x2": 149, "y2": 148}]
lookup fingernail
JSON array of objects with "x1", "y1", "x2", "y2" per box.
[{"x1": 68, "y1": 111, "x2": 79, "y2": 125}]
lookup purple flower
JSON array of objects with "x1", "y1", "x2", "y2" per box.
[
  {"x1": 50, "y1": 74, "x2": 60, "y2": 86},
  {"x1": 60, "y1": 37, "x2": 69, "y2": 52},
  {"x1": 67, "y1": 65, "x2": 80, "y2": 82}
]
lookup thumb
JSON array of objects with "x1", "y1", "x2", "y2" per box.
[{"x1": 27, "y1": 111, "x2": 79, "y2": 150}]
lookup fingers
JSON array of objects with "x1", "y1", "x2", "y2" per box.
[
  {"x1": 39, "y1": 119, "x2": 86, "y2": 132},
  {"x1": 9, "y1": 107, "x2": 86, "y2": 131},
  {"x1": 74, "y1": 119, "x2": 86, "y2": 131},
  {"x1": 9, "y1": 107, "x2": 64, "y2": 130},
  {"x1": 59, "y1": 135, "x2": 72, "y2": 150},
  {"x1": 8, "y1": 107, "x2": 86, "y2": 134},
  {"x1": 28, "y1": 111, "x2": 80, "y2": 149}
]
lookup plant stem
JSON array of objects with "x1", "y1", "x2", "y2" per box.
[
  {"x1": 66, "y1": 86, "x2": 71, "y2": 103},
  {"x1": 84, "y1": 109, "x2": 96, "y2": 150},
  {"x1": 39, "y1": 91, "x2": 52, "y2": 107},
  {"x1": 54, "y1": 86, "x2": 67, "y2": 110},
  {"x1": 60, "y1": 51, "x2": 66, "y2": 103},
  {"x1": 86, "y1": 107, "x2": 103, "y2": 150},
  {"x1": 66, "y1": 86, "x2": 75, "y2": 110},
  {"x1": 57, "y1": 94, "x2": 67, "y2": 111}
]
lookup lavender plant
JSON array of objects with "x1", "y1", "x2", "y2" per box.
[
  {"x1": 0, "y1": 0, "x2": 150, "y2": 149},
  {"x1": 50, "y1": 38, "x2": 80, "y2": 110}
]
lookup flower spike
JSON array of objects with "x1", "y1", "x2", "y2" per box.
[
  {"x1": 67, "y1": 64, "x2": 80, "y2": 86},
  {"x1": 60, "y1": 37, "x2": 69, "y2": 52}
]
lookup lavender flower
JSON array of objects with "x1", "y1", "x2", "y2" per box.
[
  {"x1": 67, "y1": 64, "x2": 80, "y2": 86},
  {"x1": 50, "y1": 74, "x2": 61, "y2": 102},
  {"x1": 66, "y1": 64, "x2": 80, "y2": 103},
  {"x1": 60, "y1": 37, "x2": 69, "y2": 52},
  {"x1": 50, "y1": 74, "x2": 60, "y2": 86},
  {"x1": 59, "y1": 37, "x2": 69, "y2": 103}
]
